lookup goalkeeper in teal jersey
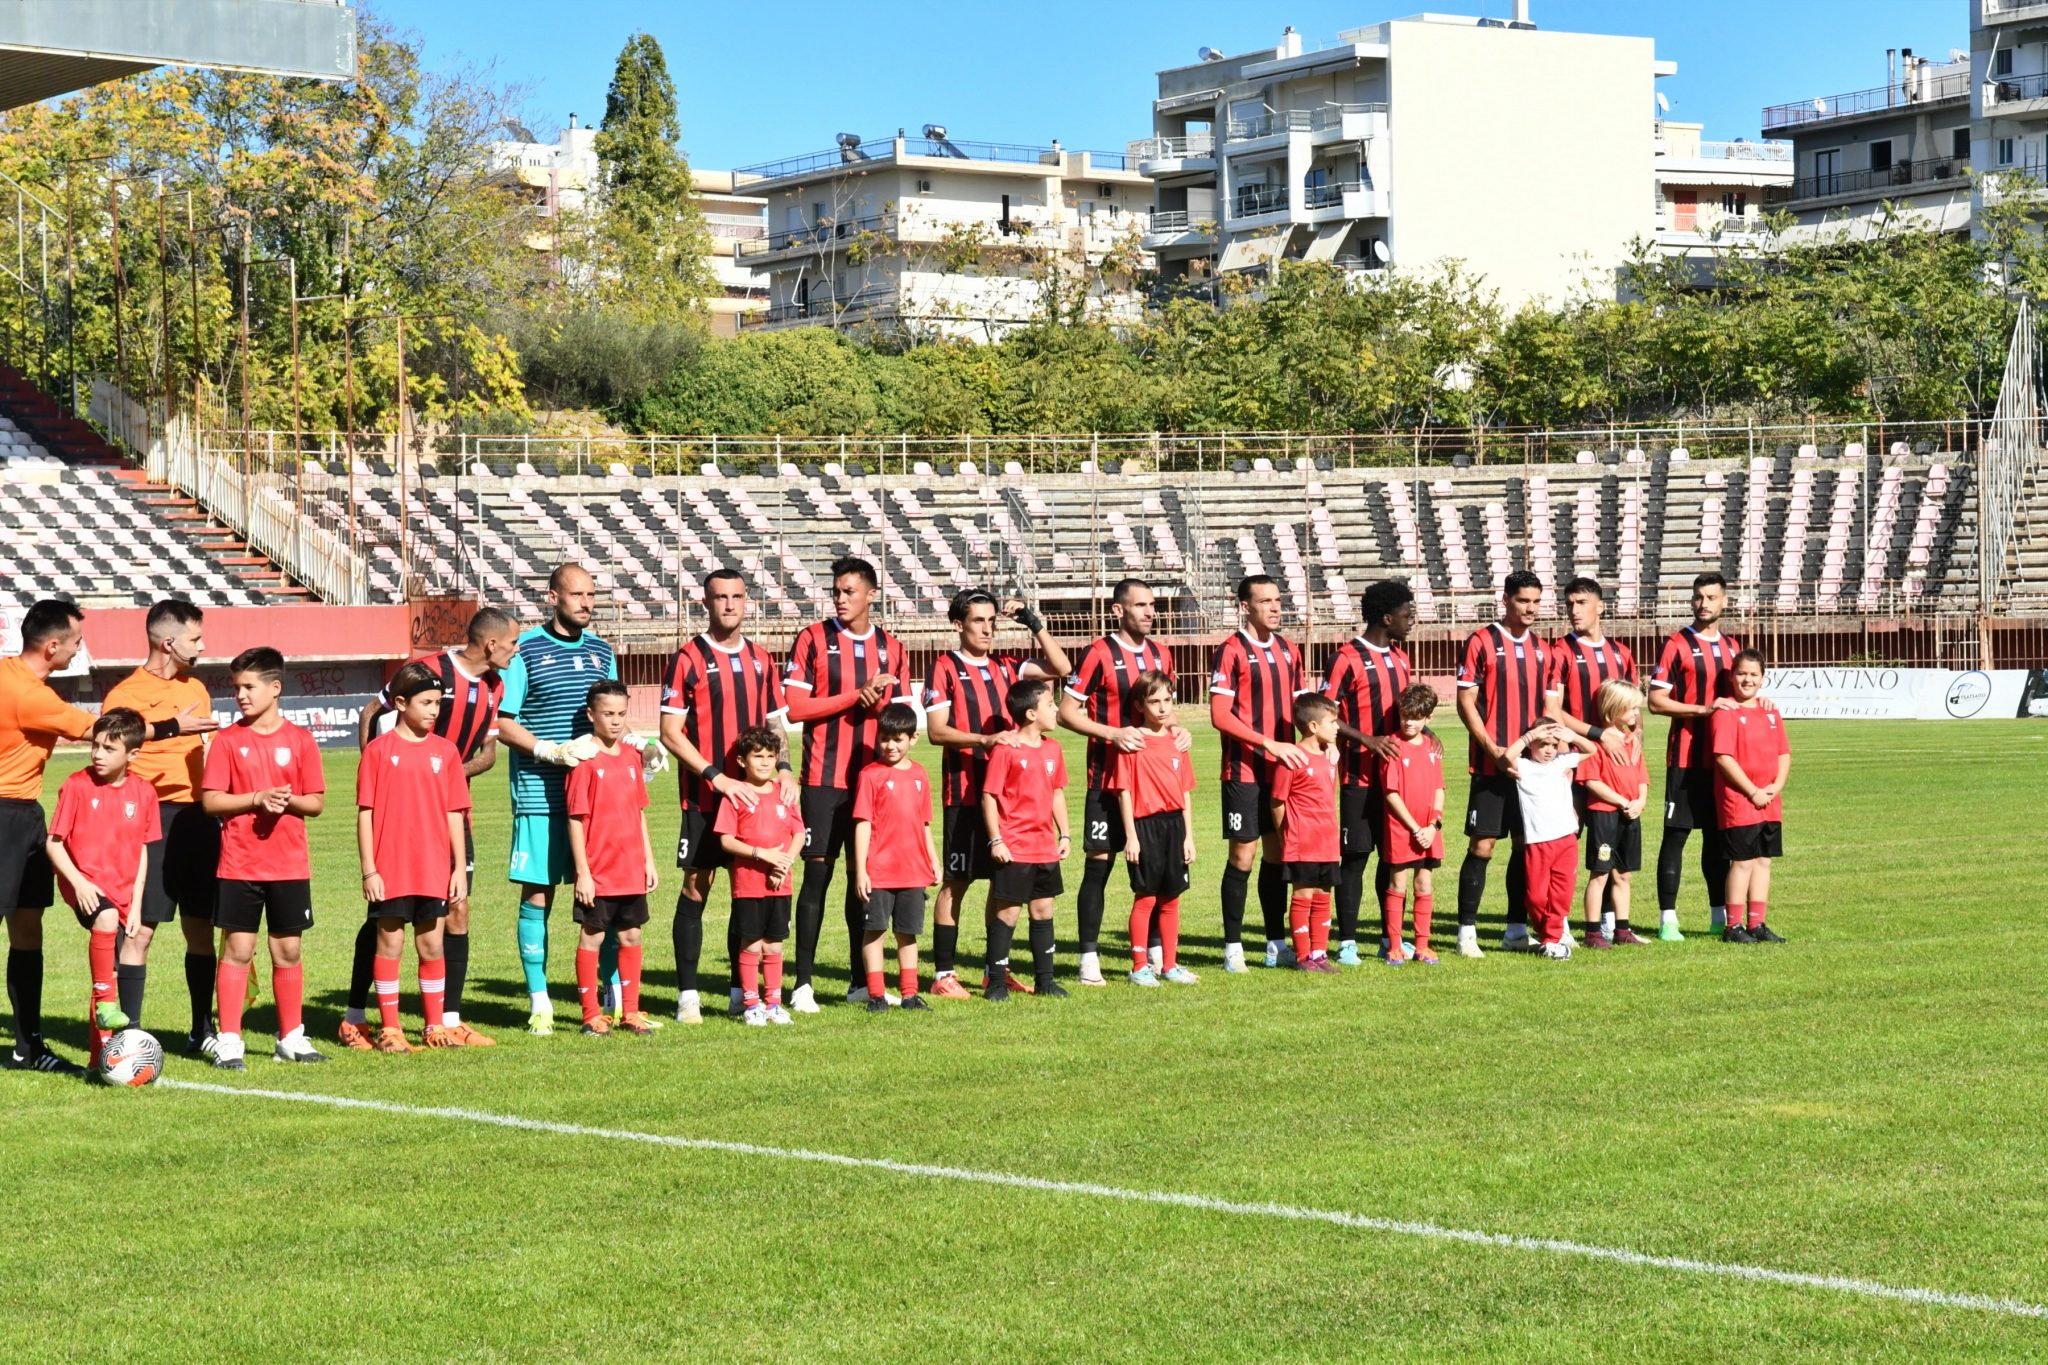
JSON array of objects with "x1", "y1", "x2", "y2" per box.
[{"x1": 496, "y1": 565, "x2": 663, "y2": 1034}]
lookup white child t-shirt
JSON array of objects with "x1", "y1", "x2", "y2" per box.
[{"x1": 1513, "y1": 752, "x2": 1585, "y2": 844}]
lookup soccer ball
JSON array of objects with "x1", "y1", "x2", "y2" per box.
[{"x1": 99, "y1": 1029, "x2": 165, "y2": 1087}]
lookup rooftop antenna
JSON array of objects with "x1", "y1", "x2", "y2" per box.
[
  {"x1": 1656, "y1": 91, "x2": 1671, "y2": 114},
  {"x1": 1198, "y1": 45, "x2": 1224, "y2": 61}
]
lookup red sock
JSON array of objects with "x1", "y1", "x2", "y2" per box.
[
  {"x1": 618, "y1": 944, "x2": 642, "y2": 1017},
  {"x1": 1130, "y1": 895, "x2": 1157, "y2": 970},
  {"x1": 898, "y1": 964, "x2": 918, "y2": 998},
  {"x1": 373, "y1": 954, "x2": 402, "y2": 1030},
  {"x1": 273, "y1": 962, "x2": 304, "y2": 1039},
  {"x1": 88, "y1": 929, "x2": 118, "y2": 1062},
  {"x1": 1309, "y1": 892, "x2": 1331, "y2": 957},
  {"x1": 420, "y1": 963, "x2": 445, "y2": 1030},
  {"x1": 739, "y1": 949, "x2": 761, "y2": 1007},
  {"x1": 1383, "y1": 890, "x2": 1406, "y2": 945},
  {"x1": 1414, "y1": 894, "x2": 1433, "y2": 946},
  {"x1": 1289, "y1": 891, "x2": 1312, "y2": 959},
  {"x1": 576, "y1": 946, "x2": 601, "y2": 1022},
  {"x1": 866, "y1": 968, "x2": 886, "y2": 999},
  {"x1": 764, "y1": 947, "x2": 784, "y2": 1007},
  {"x1": 1748, "y1": 900, "x2": 1768, "y2": 930},
  {"x1": 216, "y1": 960, "x2": 249, "y2": 1036},
  {"x1": 1157, "y1": 898, "x2": 1180, "y2": 971}
]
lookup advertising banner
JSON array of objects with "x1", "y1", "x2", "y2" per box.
[{"x1": 1766, "y1": 667, "x2": 2044, "y2": 720}]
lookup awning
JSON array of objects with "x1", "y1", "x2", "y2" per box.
[
  {"x1": 1156, "y1": 87, "x2": 1222, "y2": 114},
  {"x1": 1305, "y1": 222, "x2": 1350, "y2": 261},
  {"x1": 1656, "y1": 168, "x2": 1791, "y2": 188},
  {"x1": 1216, "y1": 236, "x2": 1261, "y2": 273}
]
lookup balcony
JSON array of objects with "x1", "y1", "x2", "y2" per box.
[
  {"x1": 744, "y1": 287, "x2": 897, "y2": 330},
  {"x1": 1986, "y1": 70, "x2": 2048, "y2": 112},
  {"x1": 735, "y1": 213, "x2": 893, "y2": 260},
  {"x1": 1302, "y1": 179, "x2": 1362, "y2": 210},
  {"x1": 1129, "y1": 133, "x2": 1217, "y2": 176},
  {"x1": 1230, "y1": 183, "x2": 1289, "y2": 218},
  {"x1": 1227, "y1": 109, "x2": 1312, "y2": 142},
  {"x1": 1694, "y1": 140, "x2": 1792, "y2": 163},
  {"x1": 1142, "y1": 209, "x2": 1216, "y2": 250},
  {"x1": 1983, "y1": 0, "x2": 2048, "y2": 23},
  {"x1": 1788, "y1": 156, "x2": 1968, "y2": 204},
  {"x1": 1310, "y1": 102, "x2": 1388, "y2": 143},
  {"x1": 1980, "y1": 158, "x2": 2048, "y2": 206},
  {"x1": 1761, "y1": 69, "x2": 1970, "y2": 131}
]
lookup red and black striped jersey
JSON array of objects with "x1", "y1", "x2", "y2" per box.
[
  {"x1": 1456, "y1": 625, "x2": 1552, "y2": 777},
  {"x1": 924, "y1": 651, "x2": 1021, "y2": 806},
  {"x1": 1210, "y1": 628, "x2": 1303, "y2": 785},
  {"x1": 784, "y1": 619, "x2": 911, "y2": 790},
  {"x1": 660, "y1": 634, "x2": 786, "y2": 811},
  {"x1": 1064, "y1": 633, "x2": 1173, "y2": 789},
  {"x1": 1321, "y1": 636, "x2": 1412, "y2": 787},
  {"x1": 377, "y1": 650, "x2": 503, "y2": 766},
  {"x1": 1545, "y1": 632, "x2": 1638, "y2": 725},
  {"x1": 1651, "y1": 627, "x2": 1741, "y2": 771}
]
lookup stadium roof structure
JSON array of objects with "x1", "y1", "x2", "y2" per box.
[{"x1": 0, "y1": 0, "x2": 356, "y2": 112}]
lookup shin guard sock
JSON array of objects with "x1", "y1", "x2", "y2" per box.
[
  {"x1": 933, "y1": 920, "x2": 959, "y2": 977},
  {"x1": 1336, "y1": 858, "x2": 1365, "y2": 944},
  {"x1": 1289, "y1": 891, "x2": 1313, "y2": 961},
  {"x1": 1310, "y1": 892, "x2": 1331, "y2": 958},
  {"x1": 88, "y1": 930, "x2": 118, "y2": 1061},
  {"x1": 598, "y1": 928, "x2": 620, "y2": 998},
  {"x1": 6, "y1": 947, "x2": 43, "y2": 1044},
  {"x1": 1656, "y1": 829, "x2": 1689, "y2": 913},
  {"x1": 1383, "y1": 889, "x2": 1406, "y2": 948},
  {"x1": 373, "y1": 955, "x2": 402, "y2": 1030},
  {"x1": 845, "y1": 884, "x2": 866, "y2": 985},
  {"x1": 272, "y1": 963, "x2": 304, "y2": 1040},
  {"x1": 1374, "y1": 856, "x2": 1394, "y2": 902},
  {"x1": 899, "y1": 964, "x2": 919, "y2": 999},
  {"x1": 866, "y1": 967, "x2": 887, "y2": 999},
  {"x1": 1220, "y1": 864, "x2": 1251, "y2": 946},
  {"x1": 793, "y1": 863, "x2": 832, "y2": 987},
  {"x1": 985, "y1": 918, "x2": 1016, "y2": 985},
  {"x1": 739, "y1": 949, "x2": 762, "y2": 1008},
  {"x1": 1704, "y1": 841, "x2": 1731, "y2": 923},
  {"x1": 1157, "y1": 899, "x2": 1181, "y2": 971},
  {"x1": 215, "y1": 960, "x2": 248, "y2": 1037},
  {"x1": 618, "y1": 945, "x2": 643, "y2": 1017},
  {"x1": 1076, "y1": 857, "x2": 1113, "y2": 955},
  {"x1": 420, "y1": 965, "x2": 446, "y2": 1029},
  {"x1": 764, "y1": 947, "x2": 784, "y2": 1008},
  {"x1": 575, "y1": 946, "x2": 601, "y2": 1021},
  {"x1": 673, "y1": 893, "x2": 705, "y2": 993},
  {"x1": 184, "y1": 950, "x2": 214, "y2": 1036},
  {"x1": 1257, "y1": 862, "x2": 1287, "y2": 944},
  {"x1": 516, "y1": 901, "x2": 550, "y2": 996},
  {"x1": 727, "y1": 913, "x2": 742, "y2": 993},
  {"x1": 347, "y1": 918, "x2": 376, "y2": 1013},
  {"x1": 1504, "y1": 842, "x2": 1529, "y2": 929},
  {"x1": 1456, "y1": 853, "x2": 1491, "y2": 928},
  {"x1": 443, "y1": 931, "x2": 470, "y2": 1022},
  {"x1": 1129, "y1": 895, "x2": 1157, "y2": 970},
  {"x1": 1748, "y1": 900, "x2": 1768, "y2": 932},
  {"x1": 116, "y1": 962, "x2": 146, "y2": 1028},
  {"x1": 1028, "y1": 917, "x2": 1056, "y2": 988},
  {"x1": 1414, "y1": 893, "x2": 1434, "y2": 944}
]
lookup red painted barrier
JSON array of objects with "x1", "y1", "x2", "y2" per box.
[{"x1": 80, "y1": 604, "x2": 420, "y2": 667}]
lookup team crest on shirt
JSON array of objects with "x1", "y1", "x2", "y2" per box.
[
  {"x1": 1043, "y1": 758, "x2": 1056, "y2": 774},
  {"x1": 274, "y1": 746, "x2": 293, "y2": 768},
  {"x1": 886, "y1": 779, "x2": 895, "y2": 791},
  {"x1": 573, "y1": 656, "x2": 585, "y2": 672},
  {"x1": 390, "y1": 754, "x2": 401, "y2": 766},
  {"x1": 430, "y1": 755, "x2": 444, "y2": 774},
  {"x1": 124, "y1": 802, "x2": 137, "y2": 820},
  {"x1": 89, "y1": 797, "x2": 99, "y2": 810}
]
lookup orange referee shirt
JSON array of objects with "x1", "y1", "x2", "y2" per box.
[
  {"x1": 0, "y1": 656, "x2": 93, "y2": 800},
  {"x1": 102, "y1": 667, "x2": 210, "y2": 804}
]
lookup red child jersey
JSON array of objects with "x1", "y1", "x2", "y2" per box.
[
  {"x1": 1106, "y1": 731, "x2": 1196, "y2": 819},
  {"x1": 1711, "y1": 701, "x2": 1789, "y2": 829},
  {"x1": 1376, "y1": 734, "x2": 1446, "y2": 864},
  {"x1": 356, "y1": 730, "x2": 472, "y2": 900},
  {"x1": 49, "y1": 771, "x2": 161, "y2": 913},
  {"x1": 851, "y1": 762, "x2": 935, "y2": 890},
  {"x1": 1271, "y1": 745, "x2": 1341, "y2": 863},
  {"x1": 713, "y1": 787, "x2": 807, "y2": 899},
  {"x1": 202, "y1": 719, "x2": 326, "y2": 882},
  {"x1": 1579, "y1": 731, "x2": 1649, "y2": 813},
  {"x1": 984, "y1": 737, "x2": 1067, "y2": 864},
  {"x1": 565, "y1": 745, "x2": 652, "y2": 897}
]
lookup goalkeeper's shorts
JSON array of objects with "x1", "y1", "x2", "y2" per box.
[{"x1": 508, "y1": 810, "x2": 575, "y2": 888}]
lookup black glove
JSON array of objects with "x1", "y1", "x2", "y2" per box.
[{"x1": 1013, "y1": 605, "x2": 1044, "y2": 633}]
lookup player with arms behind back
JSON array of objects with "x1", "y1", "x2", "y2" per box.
[
  {"x1": 716, "y1": 725, "x2": 807, "y2": 1026},
  {"x1": 1109, "y1": 670, "x2": 1197, "y2": 987},
  {"x1": 850, "y1": 704, "x2": 937, "y2": 1012},
  {"x1": 981, "y1": 680, "x2": 1071, "y2": 1001},
  {"x1": 1710, "y1": 650, "x2": 1791, "y2": 946}
]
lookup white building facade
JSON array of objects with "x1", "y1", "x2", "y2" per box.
[
  {"x1": 1973, "y1": 0, "x2": 2048, "y2": 227},
  {"x1": 1649, "y1": 121, "x2": 1793, "y2": 263}
]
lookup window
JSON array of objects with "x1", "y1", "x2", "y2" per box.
[
  {"x1": 1869, "y1": 140, "x2": 1892, "y2": 173},
  {"x1": 1953, "y1": 128, "x2": 1971, "y2": 161},
  {"x1": 2000, "y1": 137, "x2": 2016, "y2": 166},
  {"x1": 1720, "y1": 191, "x2": 1748, "y2": 216},
  {"x1": 1813, "y1": 147, "x2": 1839, "y2": 194},
  {"x1": 1994, "y1": 47, "x2": 2014, "y2": 76}
]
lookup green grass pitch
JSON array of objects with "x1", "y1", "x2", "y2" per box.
[{"x1": 5, "y1": 718, "x2": 2047, "y2": 1361}]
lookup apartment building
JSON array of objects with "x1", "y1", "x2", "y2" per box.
[
  {"x1": 693, "y1": 170, "x2": 771, "y2": 337},
  {"x1": 1649, "y1": 121, "x2": 1793, "y2": 263},
  {"x1": 730, "y1": 131, "x2": 1150, "y2": 342},
  {"x1": 1132, "y1": 11, "x2": 1672, "y2": 307},
  {"x1": 1973, "y1": 0, "x2": 2048, "y2": 225},
  {"x1": 1760, "y1": 47, "x2": 1975, "y2": 236}
]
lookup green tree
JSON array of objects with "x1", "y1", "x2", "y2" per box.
[{"x1": 587, "y1": 33, "x2": 712, "y2": 322}]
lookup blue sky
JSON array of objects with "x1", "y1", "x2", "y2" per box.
[{"x1": 383, "y1": 0, "x2": 1961, "y2": 168}]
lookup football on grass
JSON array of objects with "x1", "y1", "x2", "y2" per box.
[{"x1": 99, "y1": 1030, "x2": 164, "y2": 1087}]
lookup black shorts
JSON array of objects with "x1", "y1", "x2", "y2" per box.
[
  {"x1": 940, "y1": 804, "x2": 993, "y2": 885},
  {"x1": 862, "y1": 887, "x2": 927, "y2": 935},
  {"x1": 1462, "y1": 774, "x2": 1521, "y2": 842},
  {"x1": 139, "y1": 801, "x2": 222, "y2": 924},
  {"x1": 1081, "y1": 788, "x2": 1126, "y2": 855},
  {"x1": 1339, "y1": 786, "x2": 1379, "y2": 863},
  {"x1": 733, "y1": 895, "x2": 792, "y2": 942},
  {"x1": 989, "y1": 860, "x2": 1063, "y2": 905},
  {"x1": 573, "y1": 893, "x2": 650, "y2": 931},
  {"x1": 461, "y1": 819, "x2": 476, "y2": 878},
  {"x1": 368, "y1": 895, "x2": 447, "y2": 926},
  {"x1": 676, "y1": 804, "x2": 731, "y2": 871},
  {"x1": 1126, "y1": 810, "x2": 1191, "y2": 898},
  {"x1": 1285, "y1": 861, "x2": 1340, "y2": 888},
  {"x1": 1584, "y1": 810, "x2": 1643, "y2": 874},
  {"x1": 1721, "y1": 822, "x2": 1783, "y2": 862},
  {"x1": 1385, "y1": 855, "x2": 1442, "y2": 872},
  {"x1": 1221, "y1": 779, "x2": 1275, "y2": 842},
  {"x1": 800, "y1": 786, "x2": 855, "y2": 861},
  {"x1": 0, "y1": 798, "x2": 53, "y2": 912},
  {"x1": 1662, "y1": 765, "x2": 1718, "y2": 831},
  {"x1": 214, "y1": 878, "x2": 314, "y2": 935}
]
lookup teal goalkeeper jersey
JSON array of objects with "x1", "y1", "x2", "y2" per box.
[{"x1": 500, "y1": 623, "x2": 618, "y2": 815}]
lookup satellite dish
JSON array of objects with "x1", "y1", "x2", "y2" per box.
[
  {"x1": 1198, "y1": 45, "x2": 1225, "y2": 61},
  {"x1": 1369, "y1": 239, "x2": 1389, "y2": 264},
  {"x1": 1655, "y1": 92, "x2": 1671, "y2": 114}
]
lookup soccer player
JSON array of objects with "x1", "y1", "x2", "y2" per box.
[
  {"x1": 1210, "y1": 574, "x2": 1310, "y2": 973},
  {"x1": 45, "y1": 708, "x2": 157, "y2": 1071},
  {"x1": 1270, "y1": 694, "x2": 1343, "y2": 973},
  {"x1": 356, "y1": 662, "x2": 472, "y2": 1051},
  {"x1": 1542, "y1": 578, "x2": 1637, "y2": 949},
  {"x1": 980, "y1": 680, "x2": 1071, "y2": 1001},
  {"x1": 1321, "y1": 579, "x2": 1415, "y2": 964},
  {"x1": 1710, "y1": 651, "x2": 1790, "y2": 945},
  {"x1": 566, "y1": 681, "x2": 660, "y2": 1035},
  {"x1": 343, "y1": 605, "x2": 516, "y2": 1048},
  {"x1": 1501, "y1": 723, "x2": 1595, "y2": 960},
  {"x1": 200, "y1": 647, "x2": 328, "y2": 1069},
  {"x1": 1378, "y1": 684, "x2": 1447, "y2": 966},
  {"x1": 101, "y1": 599, "x2": 223, "y2": 1051},
  {"x1": 1578, "y1": 681, "x2": 1650, "y2": 947},
  {"x1": 2, "y1": 599, "x2": 94, "y2": 1073},
  {"x1": 1056, "y1": 577, "x2": 1184, "y2": 984},
  {"x1": 782, "y1": 557, "x2": 911, "y2": 1009},
  {"x1": 715, "y1": 724, "x2": 807, "y2": 1025},
  {"x1": 658, "y1": 568, "x2": 790, "y2": 1025},
  {"x1": 926, "y1": 588, "x2": 1069, "y2": 996},
  {"x1": 1649, "y1": 572, "x2": 1742, "y2": 941},
  {"x1": 1109, "y1": 670, "x2": 1196, "y2": 987},
  {"x1": 850, "y1": 704, "x2": 936, "y2": 1013},
  {"x1": 1453, "y1": 570, "x2": 1552, "y2": 958}
]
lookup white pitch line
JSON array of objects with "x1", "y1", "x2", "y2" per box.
[{"x1": 161, "y1": 1079, "x2": 2045, "y2": 1322}]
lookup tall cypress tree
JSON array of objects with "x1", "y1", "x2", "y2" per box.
[{"x1": 591, "y1": 32, "x2": 712, "y2": 320}]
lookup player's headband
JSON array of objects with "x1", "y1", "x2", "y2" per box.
[{"x1": 392, "y1": 672, "x2": 444, "y2": 701}]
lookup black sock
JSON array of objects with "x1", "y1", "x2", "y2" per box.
[
  {"x1": 673, "y1": 893, "x2": 705, "y2": 994},
  {"x1": 1656, "y1": 828, "x2": 1690, "y2": 913},
  {"x1": 1029, "y1": 917, "x2": 1056, "y2": 986},
  {"x1": 1505, "y1": 842, "x2": 1528, "y2": 929},
  {"x1": 184, "y1": 950, "x2": 214, "y2": 1037},
  {"x1": 347, "y1": 918, "x2": 376, "y2": 1012},
  {"x1": 727, "y1": 910, "x2": 741, "y2": 994},
  {"x1": 117, "y1": 963, "x2": 146, "y2": 1025},
  {"x1": 1256, "y1": 862, "x2": 1287, "y2": 942},
  {"x1": 934, "y1": 920, "x2": 959, "y2": 975},
  {"x1": 793, "y1": 861, "x2": 832, "y2": 988},
  {"x1": 1220, "y1": 863, "x2": 1250, "y2": 946},
  {"x1": 1336, "y1": 858, "x2": 1365, "y2": 941},
  {"x1": 443, "y1": 931, "x2": 470, "y2": 1018},
  {"x1": 6, "y1": 948, "x2": 43, "y2": 1046},
  {"x1": 1076, "y1": 857, "x2": 1112, "y2": 954},
  {"x1": 845, "y1": 882, "x2": 866, "y2": 986},
  {"x1": 1457, "y1": 852, "x2": 1491, "y2": 927},
  {"x1": 985, "y1": 916, "x2": 1015, "y2": 985},
  {"x1": 1702, "y1": 836, "x2": 1729, "y2": 913}
]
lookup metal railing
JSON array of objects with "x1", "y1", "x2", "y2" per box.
[
  {"x1": 1146, "y1": 210, "x2": 1215, "y2": 235},
  {"x1": 736, "y1": 213, "x2": 894, "y2": 258},
  {"x1": 707, "y1": 221, "x2": 766, "y2": 241},
  {"x1": 1986, "y1": 71, "x2": 2048, "y2": 107},
  {"x1": 1311, "y1": 102, "x2": 1387, "y2": 130},
  {"x1": 1232, "y1": 183, "x2": 1289, "y2": 217},
  {"x1": 1127, "y1": 133, "x2": 1216, "y2": 161},
  {"x1": 745, "y1": 288, "x2": 898, "y2": 327},
  {"x1": 1227, "y1": 109, "x2": 1312, "y2": 141},
  {"x1": 1303, "y1": 179, "x2": 1364, "y2": 209},
  {"x1": 733, "y1": 139, "x2": 899, "y2": 182},
  {"x1": 1985, "y1": 0, "x2": 2048, "y2": 17},
  {"x1": 1790, "y1": 157, "x2": 1968, "y2": 202},
  {"x1": 1762, "y1": 68, "x2": 1971, "y2": 129},
  {"x1": 1693, "y1": 139, "x2": 1793, "y2": 162}
]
